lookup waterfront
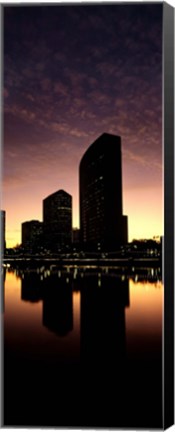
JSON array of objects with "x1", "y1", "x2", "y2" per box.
[{"x1": 3, "y1": 265, "x2": 162, "y2": 428}]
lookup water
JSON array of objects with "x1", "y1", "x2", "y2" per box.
[{"x1": 3, "y1": 265, "x2": 162, "y2": 428}]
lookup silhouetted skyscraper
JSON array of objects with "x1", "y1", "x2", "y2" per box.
[
  {"x1": 22, "y1": 220, "x2": 43, "y2": 252},
  {"x1": 1, "y1": 210, "x2": 6, "y2": 252},
  {"x1": 72, "y1": 228, "x2": 80, "y2": 247},
  {"x1": 79, "y1": 133, "x2": 128, "y2": 250},
  {"x1": 43, "y1": 189, "x2": 72, "y2": 252}
]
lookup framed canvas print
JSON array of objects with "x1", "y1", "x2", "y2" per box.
[{"x1": 0, "y1": 1, "x2": 174, "y2": 430}]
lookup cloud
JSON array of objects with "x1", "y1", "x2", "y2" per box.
[
  {"x1": 4, "y1": 4, "x2": 162, "y2": 168},
  {"x1": 26, "y1": 94, "x2": 35, "y2": 102},
  {"x1": 40, "y1": 78, "x2": 52, "y2": 91},
  {"x1": 80, "y1": 110, "x2": 96, "y2": 120},
  {"x1": 123, "y1": 149, "x2": 149, "y2": 167},
  {"x1": 35, "y1": 62, "x2": 45, "y2": 72},
  {"x1": 4, "y1": 88, "x2": 9, "y2": 98},
  {"x1": 54, "y1": 82, "x2": 68, "y2": 96},
  {"x1": 22, "y1": 67, "x2": 35, "y2": 79},
  {"x1": 88, "y1": 90, "x2": 110, "y2": 106},
  {"x1": 48, "y1": 121, "x2": 89, "y2": 139},
  {"x1": 6, "y1": 150, "x2": 17, "y2": 159},
  {"x1": 50, "y1": 121, "x2": 70, "y2": 134},
  {"x1": 72, "y1": 98, "x2": 85, "y2": 108},
  {"x1": 5, "y1": 64, "x2": 23, "y2": 88},
  {"x1": 3, "y1": 172, "x2": 28, "y2": 188},
  {"x1": 96, "y1": 62, "x2": 120, "y2": 78},
  {"x1": 4, "y1": 104, "x2": 36, "y2": 122},
  {"x1": 69, "y1": 128, "x2": 89, "y2": 138},
  {"x1": 123, "y1": 147, "x2": 162, "y2": 171}
]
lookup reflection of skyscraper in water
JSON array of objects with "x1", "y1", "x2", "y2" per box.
[
  {"x1": 42, "y1": 274, "x2": 73, "y2": 337},
  {"x1": 80, "y1": 274, "x2": 130, "y2": 426},
  {"x1": 21, "y1": 272, "x2": 43, "y2": 302},
  {"x1": 80, "y1": 274, "x2": 129, "y2": 366}
]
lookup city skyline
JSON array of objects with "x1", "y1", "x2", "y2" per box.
[{"x1": 3, "y1": 4, "x2": 163, "y2": 247}]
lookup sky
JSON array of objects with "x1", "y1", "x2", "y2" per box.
[{"x1": 3, "y1": 3, "x2": 163, "y2": 247}]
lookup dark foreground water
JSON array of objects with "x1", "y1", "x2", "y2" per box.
[{"x1": 2, "y1": 265, "x2": 162, "y2": 428}]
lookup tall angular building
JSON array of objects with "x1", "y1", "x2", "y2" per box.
[
  {"x1": 43, "y1": 189, "x2": 72, "y2": 252},
  {"x1": 79, "y1": 133, "x2": 128, "y2": 250}
]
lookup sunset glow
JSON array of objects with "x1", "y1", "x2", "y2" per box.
[{"x1": 3, "y1": 5, "x2": 163, "y2": 247}]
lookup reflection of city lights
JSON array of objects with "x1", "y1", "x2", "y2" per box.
[
  {"x1": 156, "y1": 281, "x2": 162, "y2": 289},
  {"x1": 73, "y1": 269, "x2": 77, "y2": 279},
  {"x1": 40, "y1": 266, "x2": 45, "y2": 273},
  {"x1": 3, "y1": 266, "x2": 162, "y2": 288}
]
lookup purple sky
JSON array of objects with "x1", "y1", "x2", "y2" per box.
[{"x1": 3, "y1": 4, "x2": 163, "y2": 246}]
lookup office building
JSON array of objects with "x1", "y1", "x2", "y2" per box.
[
  {"x1": 79, "y1": 133, "x2": 128, "y2": 250},
  {"x1": 72, "y1": 228, "x2": 80, "y2": 246},
  {"x1": 1, "y1": 210, "x2": 6, "y2": 252},
  {"x1": 43, "y1": 189, "x2": 72, "y2": 252},
  {"x1": 22, "y1": 220, "x2": 43, "y2": 252}
]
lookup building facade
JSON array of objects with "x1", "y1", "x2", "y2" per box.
[
  {"x1": 79, "y1": 133, "x2": 128, "y2": 250},
  {"x1": 72, "y1": 228, "x2": 80, "y2": 247},
  {"x1": 1, "y1": 210, "x2": 6, "y2": 252},
  {"x1": 22, "y1": 220, "x2": 43, "y2": 252},
  {"x1": 43, "y1": 189, "x2": 72, "y2": 252}
]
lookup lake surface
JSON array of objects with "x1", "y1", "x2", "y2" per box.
[{"x1": 3, "y1": 265, "x2": 163, "y2": 428}]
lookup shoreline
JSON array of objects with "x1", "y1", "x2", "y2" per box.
[{"x1": 3, "y1": 256, "x2": 161, "y2": 268}]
